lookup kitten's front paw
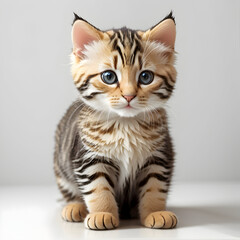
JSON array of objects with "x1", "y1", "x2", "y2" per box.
[
  {"x1": 84, "y1": 212, "x2": 119, "y2": 230},
  {"x1": 61, "y1": 202, "x2": 88, "y2": 222},
  {"x1": 143, "y1": 211, "x2": 178, "y2": 229}
]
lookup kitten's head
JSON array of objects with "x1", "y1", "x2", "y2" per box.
[{"x1": 71, "y1": 12, "x2": 176, "y2": 117}]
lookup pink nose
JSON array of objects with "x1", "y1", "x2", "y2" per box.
[{"x1": 123, "y1": 95, "x2": 136, "y2": 102}]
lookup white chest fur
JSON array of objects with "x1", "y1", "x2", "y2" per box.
[{"x1": 80, "y1": 115, "x2": 164, "y2": 183}]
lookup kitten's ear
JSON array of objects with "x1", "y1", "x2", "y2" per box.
[
  {"x1": 72, "y1": 15, "x2": 103, "y2": 57},
  {"x1": 143, "y1": 13, "x2": 176, "y2": 49}
]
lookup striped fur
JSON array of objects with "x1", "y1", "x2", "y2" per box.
[{"x1": 54, "y1": 13, "x2": 177, "y2": 230}]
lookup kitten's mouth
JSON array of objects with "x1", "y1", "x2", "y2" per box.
[
  {"x1": 114, "y1": 104, "x2": 139, "y2": 117},
  {"x1": 125, "y1": 103, "x2": 134, "y2": 109}
]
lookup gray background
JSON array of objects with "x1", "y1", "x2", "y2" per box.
[{"x1": 0, "y1": 0, "x2": 239, "y2": 185}]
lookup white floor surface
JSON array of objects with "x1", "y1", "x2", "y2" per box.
[{"x1": 0, "y1": 182, "x2": 240, "y2": 240}]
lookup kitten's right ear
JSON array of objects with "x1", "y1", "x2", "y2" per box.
[{"x1": 72, "y1": 15, "x2": 102, "y2": 58}]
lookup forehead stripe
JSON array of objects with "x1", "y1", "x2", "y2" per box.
[
  {"x1": 116, "y1": 46, "x2": 125, "y2": 66},
  {"x1": 113, "y1": 55, "x2": 118, "y2": 69}
]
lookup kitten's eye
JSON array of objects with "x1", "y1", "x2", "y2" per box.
[
  {"x1": 101, "y1": 71, "x2": 118, "y2": 85},
  {"x1": 138, "y1": 71, "x2": 154, "y2": 85}
]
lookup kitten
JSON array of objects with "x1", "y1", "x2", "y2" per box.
[{"x1": 54, "y1": 12, "x2": 177, "y2": 230}]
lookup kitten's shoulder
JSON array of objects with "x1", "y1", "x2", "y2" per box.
[{"x1": 55, "y1": 99, "x2": 84, "y2": 140}]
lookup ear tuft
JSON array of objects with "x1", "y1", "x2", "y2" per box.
[
  {"x1": 72, "y1": 13, "x2": 101, "y2": 31},
  {"x1": 162, "y1": 11, "x2": 175, "y2": 25},
  {"x1": 72, "y1": 12, "x2": 84, "y2": 25},
  {"x1": 149, "y1": 11, "x2": 175, "y2": 31}
]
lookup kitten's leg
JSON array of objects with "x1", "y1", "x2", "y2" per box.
[
  {"x1": 84, "y1": 188, "x2": 119, "y2": 230},
  {"x1": 138, "y1": 166, "x2": 177, "y2": 229},
  {"x1": 76, "y1": 162, "x2": 119, "y2": 230},
  {"x1": 56, "y1": 177, "x2": 88, "y2": 222}
]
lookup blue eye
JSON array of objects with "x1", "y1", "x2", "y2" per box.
[
  {"x1": 101, "y1": 71, "x2": 118, "y2": 85},
  {"x1": 139, "y1": 71, "x2": 154, "y2": 85}
]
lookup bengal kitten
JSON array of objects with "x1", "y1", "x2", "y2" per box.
[{"x1": 54, "y1": 12, "x2": 177, "y2": 230}]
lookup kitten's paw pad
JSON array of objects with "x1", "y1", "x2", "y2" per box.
[
  {"x1": 61, "y1": 203, "x2": 88, "y2": 222},
  {"x1": 85, "y1": 212, "x2": 119, "y2": 230},
  {"x1": 143, "y1": 211, "x2": 177, "y2": 229}
]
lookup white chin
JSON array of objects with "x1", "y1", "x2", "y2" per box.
[{"x1": 113, "y1": 108, "x2": 140, "y2": 117}]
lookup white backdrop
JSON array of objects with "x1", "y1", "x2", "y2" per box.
[{"x1": 0, "y1": 0, "x2": 239, "y2": 185}]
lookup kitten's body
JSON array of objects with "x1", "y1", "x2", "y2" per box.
[
  {"x1": 54, "y1": 100, "x2": 173, "y2": 219},
  {"x1": 54, "y1": 13, "x2": 177, "y2": 229}
]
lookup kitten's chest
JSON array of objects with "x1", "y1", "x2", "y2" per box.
[{"x1": 79, "y1": 116, "x2": 164, "y2": 177}]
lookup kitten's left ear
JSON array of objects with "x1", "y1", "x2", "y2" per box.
[{"x1": 142, "y1": 12, "x2": 176, "y2": 49}]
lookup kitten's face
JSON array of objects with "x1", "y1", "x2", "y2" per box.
[{"x1": 71, "y1": 15, "x2": 176, "y2": 117}]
